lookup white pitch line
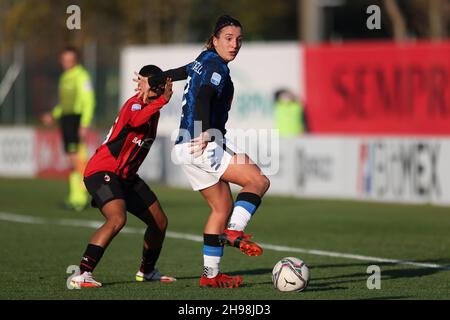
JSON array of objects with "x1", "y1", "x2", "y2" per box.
[{"x1": 1, "y1": 212, "x2": 449, "y2": 270}]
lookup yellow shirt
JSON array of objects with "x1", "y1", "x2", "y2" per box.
[
  {"x1": 274, "y1": 100, "x2": 304, "y2": 136},
  {"x1": 52, "y1": 64, "x2": 95, "y2": 127}
]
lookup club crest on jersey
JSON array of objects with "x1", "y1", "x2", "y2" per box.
[
  {"x1": 211, "y1": 72, "x2": 221, "y2": 86},
  {"x1": 131, "y1": 104, "x2": 142, "y2": 111}
]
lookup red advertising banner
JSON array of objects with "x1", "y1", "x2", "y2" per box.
[
  {"x1": 304, "y1": 41, "x2": 450, "y2": 135},
  {"x1": 34, "y1": 128, "x2": 101, "y2": 178}
]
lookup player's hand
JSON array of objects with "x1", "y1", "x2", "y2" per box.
[
  {"x1": 143, "y1": 88, "x2": 151, "y2": 104},
  {"x1": 133, "y1": 71, "x2": 149, "y2": 99},
  {"x1": 163, "y1": 78, "x2": 173, "y2": 102},
  {"x1": 41, "y1": 112, "x2": 54, "y2": 126},
  {"x1": 189, "y1": 131, "x2": 210, "y2": 157}
]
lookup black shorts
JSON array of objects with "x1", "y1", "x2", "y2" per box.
[
  {"x1": 60, "y1": 114, "x2": 81, "y2": 153},
  {"x1": 84, "y1": 172, "x2": 158, "y2": 215}
]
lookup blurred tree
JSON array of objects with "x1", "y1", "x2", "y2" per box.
[
  {"x1": 116, "y1": 0, "x2": 192, "y2": 44},
  {"x1": 383, "y1": 0, "x2": 408, "y2": 40},
  {"x1": 314, "y1": 0, "x2": 449, "y2": 41},
  {"x1": 403, "y1": 0, "x2": 449, "y2": 40},
  {"x1": 0, "y1": 0, "x2": 299, "y2": 53},
  {"x1": 328, "y1": 0, "x2": 392, "y2": 40},
  {"x1": 188, "y1": 0, "x2": 297, "y2": 41}
]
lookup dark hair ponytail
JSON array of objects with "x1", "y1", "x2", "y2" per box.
[{"x1": 205, "y1": 36, "x2": 215, "y2": 50}]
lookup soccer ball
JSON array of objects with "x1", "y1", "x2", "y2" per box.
[{"x1": 272, "y1": 257, "x2": 310, "y2": 292}]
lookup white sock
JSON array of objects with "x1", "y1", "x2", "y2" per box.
[
  {"x1": 203, "y1": 255, "x2": 221, "y2": 278},
  {"x1": 227, "y1": 206, "x2": 252, "y2": 231}
]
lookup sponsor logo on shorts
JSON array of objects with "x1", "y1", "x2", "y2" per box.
[{"x1": 104, "y1": 174, "x2": 110, "y2": 182}]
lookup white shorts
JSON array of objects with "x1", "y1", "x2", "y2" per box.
[{"x1": 172, "y1": 139, "x2": 240, "y2": 191}]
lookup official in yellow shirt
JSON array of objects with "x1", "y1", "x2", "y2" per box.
[{"x1": 42, "y1": 47, "x2": 95, "y2": 211}]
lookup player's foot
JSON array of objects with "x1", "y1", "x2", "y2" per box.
[
  {"x1": 200, "y1": 273, "x2": 243, "y2": 288},
  {"x1": 219, "y1": 229, "x2": 263, "y2": 257},
  {"x1": 135, "y1": 268, "x2": 177, "y2": 283},
  {"x1": 69, "y1": 271, "x2": 102, "y2": 288}
]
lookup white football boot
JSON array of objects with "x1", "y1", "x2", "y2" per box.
[
  {"x1": 135, "y1": 268, "x2": 176, "y2": 283},
  {"x1": 69, "y1": 271, "x2": 102, "y2": 289}
]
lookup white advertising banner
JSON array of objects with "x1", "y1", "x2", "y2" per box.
[
  {"x1": 136, "y1": 135, "x2": 450, "y2": 205},
  {"x1": 120, "y1": 42, "x2": 302, "y2": 135},
  {"x1": 291, "y1": 136, "x2": 359, "y2": 198},
  {"x1": 263, "y1": 137, "x2": 297, "y2": 195},
  {"x1": 434, "y1": 140, "x2": 450, "y2": 206},
  {"x1": 2, "y1": 127, "x2": 450, "y2": 207},
  {"x1": 0, "y1": 127, "x2": 35, "y2": 177},
  {"x1": 355, "y1": 137, "x2": 448, "y2": 205}
]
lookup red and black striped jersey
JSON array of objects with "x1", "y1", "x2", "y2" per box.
[{"x1": 84, "y1": 94, "x2": 167, "y2": 179}]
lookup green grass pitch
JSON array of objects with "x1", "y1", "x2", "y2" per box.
[{"x1": 0, "y1": 178, "x2": 449, "y2": 300}]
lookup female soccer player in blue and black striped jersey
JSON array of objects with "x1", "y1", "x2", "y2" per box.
[{"x1": 137, "y1": 15, "x2": 270, "y2": 289}]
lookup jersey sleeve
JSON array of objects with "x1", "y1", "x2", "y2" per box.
[
  {"x1": 148, "y1": 64, "x2": 191, "y2": 87},
  {"x1": 128, "y1": 95, "x2": 168, "y2": 127},
  {"x1": 199, "y1": 60, "x2": 226, "y2": 92},
  {"x1": 77, "y1": 71, "x2": 96, "y2": 127}
]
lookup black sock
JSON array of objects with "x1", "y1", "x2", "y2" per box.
[
  {"x1": 204, "y1": 233, "x2": 223, "y2": 247},
  {"x1": 140, "y1": 247, "x2": 162, "y2": 273},
  {"x1": 79, "y1": 244, "x2": 104, "y2": 273},
  {"x1": 236, "y1": 192, "x2": 262, "y2": 210}
]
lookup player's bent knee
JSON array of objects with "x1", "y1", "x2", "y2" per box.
[
  {"x1": 253, "y1": 175, "x2": 270, "y2": 195},
  {"x1": 262, "y1": 176, "x2": 270, "y2": 194},
  {"x1": 158, "y1": 215, "x2": 168, "y2": 232}
]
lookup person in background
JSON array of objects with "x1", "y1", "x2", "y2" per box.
[
  {"x1": 41, "y1": 46, "x2": 95, "y2": 211},
  {"x1": 273, "y1": 89, "x2": 307, "y2": 137}
]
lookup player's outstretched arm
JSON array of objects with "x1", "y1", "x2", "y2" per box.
[
  {"x1": 149, "y1": 64, "x2": 190, "y2": 86},
  {"x1": 133, "y1": 64, "x2": 190, "y2": 99}
]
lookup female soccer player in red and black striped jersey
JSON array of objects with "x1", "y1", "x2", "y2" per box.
[{"x1": 69, "y1": 65, "x2": 175, "y2": 288}]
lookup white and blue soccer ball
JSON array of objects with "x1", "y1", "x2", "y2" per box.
[{"x1": 272, "y1": 257, "x2": 310, "y2": 292}]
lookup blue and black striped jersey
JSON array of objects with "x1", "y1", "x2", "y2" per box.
[{"x1": 176, "y1": 50, "x2": 234, "y2": 144}]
